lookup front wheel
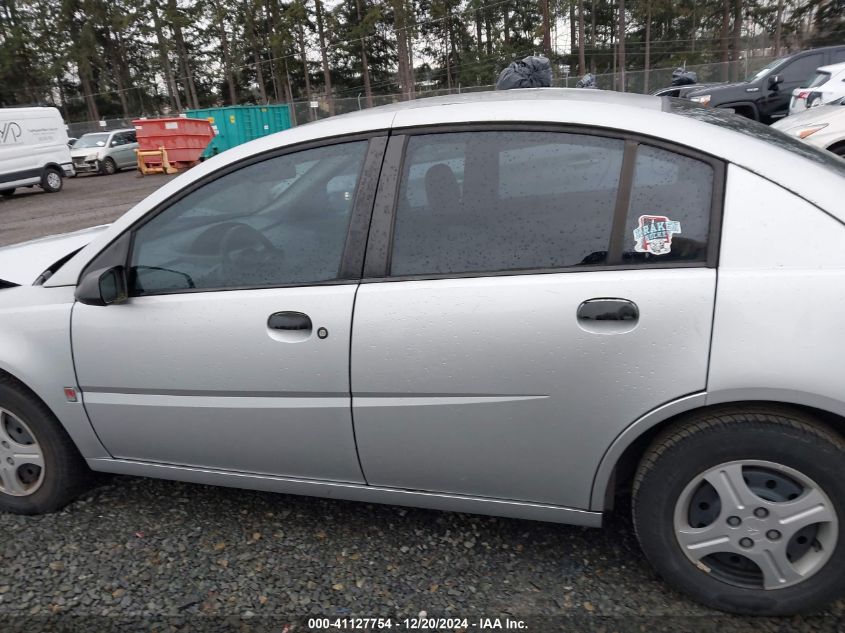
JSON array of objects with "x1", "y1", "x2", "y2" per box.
[
  {"x1": 0, "y1": 376, "x2": 91, "y2": 514},
  {"x1": 99, "y1": 157, "x2": 117, "y2": 176},
  {"x1": 40, "y1": 167, "x2": 63, "y2": 193},
  {"x1": 632, "y1": 407, "x2": 845, "y2": 615}
]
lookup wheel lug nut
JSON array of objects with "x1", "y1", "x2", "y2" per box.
[
  {"x1": 767, "y1": 530, "x2": 781, "y2": 540},
  {"x1": 0, "y1": 441, "x2": 8, "y2": 448},
  {"x1": 739, "y1": 537, "x2": 754, "y2": 548},
  {"x1": 754, "y1": 507, "x2": 769, "y2": 518},
  {"x1": 727, "y1": 516, "x2": 742, "y2": 526},
  {"x1": 6, "y1": 457, "x2": 13, "y2": 465}
]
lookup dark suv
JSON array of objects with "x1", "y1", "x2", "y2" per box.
[{"x1": 685, "y1": 45, "x2": 845, "y2": 123}]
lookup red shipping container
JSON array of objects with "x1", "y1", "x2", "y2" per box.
[{"x1": 132, "y1": 117, "x2": 215, "y2": 166}]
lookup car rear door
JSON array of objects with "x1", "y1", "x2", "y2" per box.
[
  {"x1": 350, "y1": 129, "x2": 723, "y2": 509},
  {"x1": 72, "y1": 136, "x2": 385, "y2": 481}
]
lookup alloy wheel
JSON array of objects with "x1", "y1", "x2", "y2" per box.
[{"x1": 673, "y1": 459, "x2": 837, "y2": 590}]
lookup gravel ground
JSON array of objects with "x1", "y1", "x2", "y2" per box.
[
  {"x1": 1, "y1": 166, "x2": 844, "y2": 632},
  {"x1": 0, "y1": 170, "x2": 178, "y2": 247},
  {"x1": 0, "y1": 477, "x2": 842, "y2": 632}
]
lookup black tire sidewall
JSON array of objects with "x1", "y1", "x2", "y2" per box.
[
  {"x1": 0, "y1": 382, "x2": 80, "y2": 514},
  {"x1": 40, "y1": 167, "x2": 63, "y2": 193},
  {"x1": 634, "y1": 418, "x2": 845, "y2": 615},
  {"x1": 101, "y1": 158, "x2": 116, "y2": 175}
]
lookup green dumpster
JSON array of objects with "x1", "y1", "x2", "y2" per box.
[{"x1": 185, "y1": 104, "x2": 292, "y2": 159}]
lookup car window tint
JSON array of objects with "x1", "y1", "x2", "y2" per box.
[
  {"x1": 781, "y1": 54, "x2": 824, "y2": 85},
  {"x1": 622, "y1": 144, "x2": 713, "y2": 264},
  {"x1": 391, "y1": 131, "x2": 624, "y2": 276},
  {"x1": 129, "y1": 140, "x2": 368, "y2": 294}
]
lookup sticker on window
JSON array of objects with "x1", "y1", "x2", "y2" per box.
[{"x1": 633, "y1": 215, "x2": 682, "y2": 255}]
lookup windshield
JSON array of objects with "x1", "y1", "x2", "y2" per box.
[
  {"x1": 666, "y1": 99, "x2": 845, "y2": 178},
  {"x1": 744, "y1": 57, "x2": 786, "y2": 83},
  {"x1": 74, "y1": 133, "x2": 110, "y2": 148}
]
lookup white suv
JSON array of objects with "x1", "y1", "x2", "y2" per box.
[{"x1": 789, "y1": 61, "x2": 845, "y2": 114}]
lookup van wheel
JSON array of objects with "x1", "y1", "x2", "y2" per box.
[
  {"x1": 1, "y1": 189, "x2": 14, "y2": 197},
  {"x1": 99, "y1": 157, "x2": 117, "y2": 175},
  {"x1": 632, "y1": 407, "x2": 845, "y2": 615},
  {"x1": 0, "y1": 375, "x2": 92, "y2": 514},
  {"x1": 40, "y1": 167, "x2": 63, "y2": 193}
]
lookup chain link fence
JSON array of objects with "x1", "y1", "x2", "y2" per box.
[{"x1": 66, "y1": 57, "x2": 777, "y2": 133}]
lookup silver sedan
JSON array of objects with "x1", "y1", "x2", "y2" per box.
[{"x1": 1, "y1": 89, "x2": 844, "y2": 615}]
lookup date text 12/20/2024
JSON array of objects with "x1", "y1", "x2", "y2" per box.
[{"x1": 308, "y1": 617, "x2": 528, "y2": 630}]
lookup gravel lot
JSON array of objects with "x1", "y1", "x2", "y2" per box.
[
  {"x1": 1, "y1": 171, "x2": 843, "y2": 632},
  {"x1": 0, "y1": 170, "x2": 178, "y2": 247}
]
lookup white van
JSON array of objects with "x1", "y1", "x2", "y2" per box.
[{"x1": 0, "y1": 107, "x2": 74, "y2": 197}]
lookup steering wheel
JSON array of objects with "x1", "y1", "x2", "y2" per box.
[{"x1": 217, "y1": 223, "x2": 285, "y2": 284}]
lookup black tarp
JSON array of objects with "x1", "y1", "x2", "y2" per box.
[{"x1": 496, "y1": 56, "x2": 553, "y2": 89}]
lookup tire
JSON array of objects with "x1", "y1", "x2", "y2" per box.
[
  {"x1": 0, "y1": 189, "x2": 14, "y2": 197},
  {"x1": 0, "y1": 375, "x2": 91, "y2": 514},
  {"x1": 99, "y1": 157, "x2": 117, "y2": 176},
  {"x1": 632, "y1": 406, "x2": 845, "y2": 615},
  {"x1": 40, "y1": 166, "x2": 63, "y2": 193}
]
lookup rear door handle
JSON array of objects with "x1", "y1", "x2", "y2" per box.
[
  {"x1": 577, "y1": 299, "x2": 639, "y2": 322},
  {"x1": 268, "y1": 311, "x2": 312, "y2": 331}
]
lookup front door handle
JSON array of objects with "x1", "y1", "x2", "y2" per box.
[
  {"x1": 268, "y1": 311, "x2": 312, "y2": 331},
  {"x1": 577, "y1": 299, "x2": 639, "y2": 322}
]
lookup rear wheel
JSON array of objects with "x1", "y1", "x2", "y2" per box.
[
  {"x1": 0, "y1": 189, "x2": 14, "y2": 197},
  {"x1": 40, "y1": 167, "x2": 63, "y2": 193},
  {"x1": 632, "y1": 407, "x2": 845, "y2": 615},
  {"x1": 0, "y1": 376, "x2": 91, "y2": 514}
]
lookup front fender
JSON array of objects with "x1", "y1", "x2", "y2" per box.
[{"x1": 0, "y1": 286, "x2": 109, "y2": 458}]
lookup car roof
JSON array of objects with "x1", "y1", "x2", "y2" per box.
[
  {"x1": 44, "y1": 88, "x2": 845, "y2": 287},
  {"x1": 816, "y1": 62, "x2": 845, "y2": 75}
]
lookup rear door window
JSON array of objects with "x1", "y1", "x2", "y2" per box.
[
  {"x1": 622, "y1": 145, "x2": 714, "y2": 263},
  {"x1": 390, "y1": 131, "x2": 625, "y2": 276}
]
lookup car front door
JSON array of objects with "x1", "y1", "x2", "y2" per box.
[
  {"x1": 764, "y1": 53, "x2": 825, "y2": 120},
  {"x1": 72, "y1": 137, "x2": 383, "y2": 481},
  {"x1": 351, "y1": 130, "x2": 721, "y2": 509}
]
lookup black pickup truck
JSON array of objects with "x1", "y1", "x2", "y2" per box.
[{"x1": 684, "y1": 45, "x2": 845, "y2": 124}]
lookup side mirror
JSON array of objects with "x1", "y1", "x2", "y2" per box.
[
  {"x1": 768, "y1": 74, "x2": 783, "y2": 89},
  {"x1": 76, "y1": 266, "x2": 128, "y2": 306}
]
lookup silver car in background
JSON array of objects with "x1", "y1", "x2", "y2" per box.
[
  {"x1": 70, "y1": 128, "x2": 138, "y2": 175},
  {"x1": 0, "y1": 90, "x2": 844, "y2": 616}
]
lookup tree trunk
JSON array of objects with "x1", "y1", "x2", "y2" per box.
[
  {"x1": 773, "y1": 0, "x2": 784, "y2": 56},
  {"x1": 484, "y1": 6, "x2": 492, "y2": 57},
  {"x1": 355, "y1": 0, "x2": 373, "y2": 107},
  {"x1": 246, "y1": 7, "x2": 267, "y2": 102},
  {"x1": 721, "y1": 0, "x2": 730, "y2": 81},
  {"x1": 577, "y1": 0, "x2": 586, "y2": 75},
  {"x1": 540, "y1": 0, "x2": 552, "y2": 57},
  {"x1": 314, "y1": 0, "x2": 334, "y2": 114},
  {"x1": 643, "y1": 0, "x2": 651, "y2": 92},
  {"x1": 503, "y1": 4, "x2": 510, "y2": 46},
  {"x1": 617, "y1": 0, "x2": 625, "y2": 91},
  {"x1": 392, "y1": 0, "x2": 411, "y2": 99},
  {"x1": 150, "y1": 1, "x2": 182, "y2": 111},
  {"x1": 298, "y1": 23, "x2": 314, "y2": 118},
  {"x1": 405, "y1": 0, "x2": 415, "y2": 98},
  {"x1": 590, "y1": 0, "x2": 596, "y2": 73},
  {"x1": 79, "y1": 68, "x2": 99, "y2": 122},
  {"x1": 167, "y1": 0, "x2": 200, "y2": 109},
  {"x1": 731, "y1": 0, "x2": 742, "y2": 82},
  {"x1": 218, "y1": 10, "x2": 237, "y2": 105}
]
